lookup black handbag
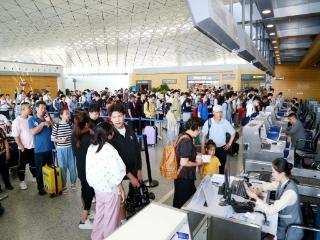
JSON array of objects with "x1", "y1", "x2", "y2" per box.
[{"x1": 125, "y1": 182, "x2": 155, "y2": 216}]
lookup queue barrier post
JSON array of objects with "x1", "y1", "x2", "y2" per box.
[{"x1": 137, "y1": 134, "x2": 159, "y2": 188}]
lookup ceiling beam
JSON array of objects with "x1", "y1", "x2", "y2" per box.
[
  {"x1": 280, "y1": 42, "x2": 312, "y2": 50},
  {"x1": 273, "y1": 2, "x2": 320, "y2": 20},
  {"x1": 277, "y1": 25, "x2": 320, "y2": 38},
  {"x1": 299, "y1": 34, "x2": 320, "y2": 68}
]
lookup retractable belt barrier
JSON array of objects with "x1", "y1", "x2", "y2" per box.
[{"x1": 136, "y1": 134, "x2": 159, "y2": 188}]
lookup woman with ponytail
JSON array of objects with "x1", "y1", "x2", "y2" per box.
[
  {"x1": 72, "y1": 111, "x2": 95, "y2": 229},
  {"x1": 246, "y1": 158, "x2": 303, "y2": 240},
  {"x1": 86, "y1": 122, "x2": 126, "y2": 240}
]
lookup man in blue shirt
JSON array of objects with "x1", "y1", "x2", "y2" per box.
[
  {"x1": 29, "y1": 101, "x2": 54, "y2": 195},
  {"x1": 197, "y1": 95, "x2": 209, "y2": 123},
  {"x1": 201, "y1": 105, "x2": 236, "y2": 174}
]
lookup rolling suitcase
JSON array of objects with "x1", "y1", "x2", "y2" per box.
[
  {"x1": 42, "y1": 164, "x2": 63, "y2": 197},
  {"x1": 144, "y1": 125, "x2": 157, "y2": 146}
]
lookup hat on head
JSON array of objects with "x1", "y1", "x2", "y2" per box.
[{"x1": 212, "y1": 105, "x2": 223, "y2": 113}]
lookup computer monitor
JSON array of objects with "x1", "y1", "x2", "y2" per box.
[
  {"x1": 219, "y1": 158, "x2": 232, "y2": 206},
  {"x1": 258, "y1": 123, "x2": 267, "y2": 139}
]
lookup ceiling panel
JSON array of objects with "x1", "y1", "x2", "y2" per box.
[{"x1": 0, "y1": 0, "x2": 244, "y2": 69}]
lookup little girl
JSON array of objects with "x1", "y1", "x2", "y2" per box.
[
  {"x1": 86, "y1": 122, "x2": 126, "y2": 239},
  {"x1": 201, "y1": 140, "x2": 221, "y2": 177},
  {"x1": 51, "y1": 109, "x2": 77, "y2": 193}
]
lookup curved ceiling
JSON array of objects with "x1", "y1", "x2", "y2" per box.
[{"x1": 0, "y1": 0, "x2": 245, "y2": 70}]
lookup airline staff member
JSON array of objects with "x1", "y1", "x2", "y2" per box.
[{"x1": 246, "y1": 158, "x2": 303, "y2": 240}]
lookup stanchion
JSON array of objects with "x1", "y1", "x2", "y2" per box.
[
  {"x1": 138, "y1": 117, "x2": 142, "y2": 135},
  {"x1": 0, "y1": 194, "x2": 8, "y2": 201},
  {"x1": 142, "y1": 134, "x2": 159, "y2": 188}
]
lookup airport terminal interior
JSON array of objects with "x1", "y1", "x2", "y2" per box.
[{"x1": 0, "y1": 0, "x2": 320, "y2": 240}]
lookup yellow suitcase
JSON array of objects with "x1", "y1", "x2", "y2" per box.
[{"x1": 42, "y1": 165, "x2": 63, "y2": 197}]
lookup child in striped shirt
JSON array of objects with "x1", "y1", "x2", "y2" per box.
[{"x1": 51, "y1": 109, "x2": 77, "y2": 193}]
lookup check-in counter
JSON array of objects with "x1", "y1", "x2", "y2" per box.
[
  {"x1": 107, "y1": 202, "x2": 191, "y2": 240},
  {"x1": 183, "y1": 175, "x2": 278, "y2": 240},
  {"x1": 107, "y1": 175, "x2": 278, "y2": 240}
]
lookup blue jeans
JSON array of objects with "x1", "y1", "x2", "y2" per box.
[{"x1": 56, "y1": 147, "x2": 77, "y2": 187}]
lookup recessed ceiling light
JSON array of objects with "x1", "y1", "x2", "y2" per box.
[
  {"x1": 274, "y1": 46, "x2": 278, "y2": 48},
  {"x1": 267, "y1": 24, "x2": 274, "y2": 28},
  {"x1": 272, "y1": 40, "x2": 277, "y2": 43},
  {"x1": 262, "y1": 9, "x2": 271, "y2": 14},
  {"x1": 270, "y1": 32, "x2": 276, "y2": 36}
]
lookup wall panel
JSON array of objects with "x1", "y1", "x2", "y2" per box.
[
  {"x1": 0, "y1": 75, "x2": 58, "y2": 97},
  {"x1": 131, "y1": 68, "x2": 264, "y2": 91},
  {"x1": 273, "y1": 64, "x2": 320, "y2": 100}
]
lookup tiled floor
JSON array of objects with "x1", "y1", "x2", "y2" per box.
[{"x1": 0, "y1": 133, "x2": 243, "y2": 240}]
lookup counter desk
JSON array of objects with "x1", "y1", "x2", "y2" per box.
[{"x1": 183, "y1": 175, "x2": 278, "y2": 240}]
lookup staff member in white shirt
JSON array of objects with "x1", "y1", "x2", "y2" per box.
[
  {"x1": 246, "y1": 158, "x2": 303, "y2": 240},
  {"x1": 86, "y1": 122, "x2": 126, "y2": 240}
]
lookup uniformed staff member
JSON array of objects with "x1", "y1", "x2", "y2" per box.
[
  {"x1": 282, "y1": 113, "x2": 306, "y2": 149},
  {"x1": 246, "y1": 158, "x2": 303, "y2": 240}
]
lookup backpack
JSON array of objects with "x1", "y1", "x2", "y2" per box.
[{"x1": 160, "y1": 134, "x2": 190, "y2": 180}]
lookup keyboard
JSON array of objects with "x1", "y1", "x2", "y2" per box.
[
  {"x1": 231, "y1": 199, "x2": 255, "y2": 213},
  {"x1": 231, "y1": 180, "x2": 251, "y2": 199}
]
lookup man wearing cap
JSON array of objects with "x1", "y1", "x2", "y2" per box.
[{"x1": 201, "y1": 105, "x2": 236, "y2": 174}]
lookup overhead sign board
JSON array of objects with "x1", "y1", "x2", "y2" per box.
[
  {"x1": 136, "y1": 80, "x2": 151, "y2": 84},
  {"x1": 187, "y1": 74, "x2": 220, "y2": 81},
  {"x1": 162, "y1": 79, "x2": 177, "y2": 84},
  {"x1": 241, "y1": 74, "x2": 266, "y2": 80},
  {"x1": 222, "y1": 73, "x2": 236, "y2": 80}
]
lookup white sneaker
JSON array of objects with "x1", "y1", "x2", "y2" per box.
[
  {"x1": 88, "y1": 211, "x2": 95, "y2": 220},
  {"x1": 31, "y1": 177, "x2": 37, "y2": 183},
  {"x1": 120, "y1": 219, "x2": 127, "y2": 225},
  {"x1": 78, "y1": 219, "x2": 93, "y2": 230},
  {"x1": 20, "y1": 181, "x2": 28, "y2": 190}
]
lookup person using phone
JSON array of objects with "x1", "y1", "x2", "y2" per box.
[
  {"x1": 28, "y1": 101, "x2": 54, "y2": 195},
  {"x1": 246, "y1": 158, "x2": 303, "y2": 240}
]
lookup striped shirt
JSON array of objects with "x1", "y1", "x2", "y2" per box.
[{"x1": 51, "y1": 122, "x2": 73, "y2": 148}]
